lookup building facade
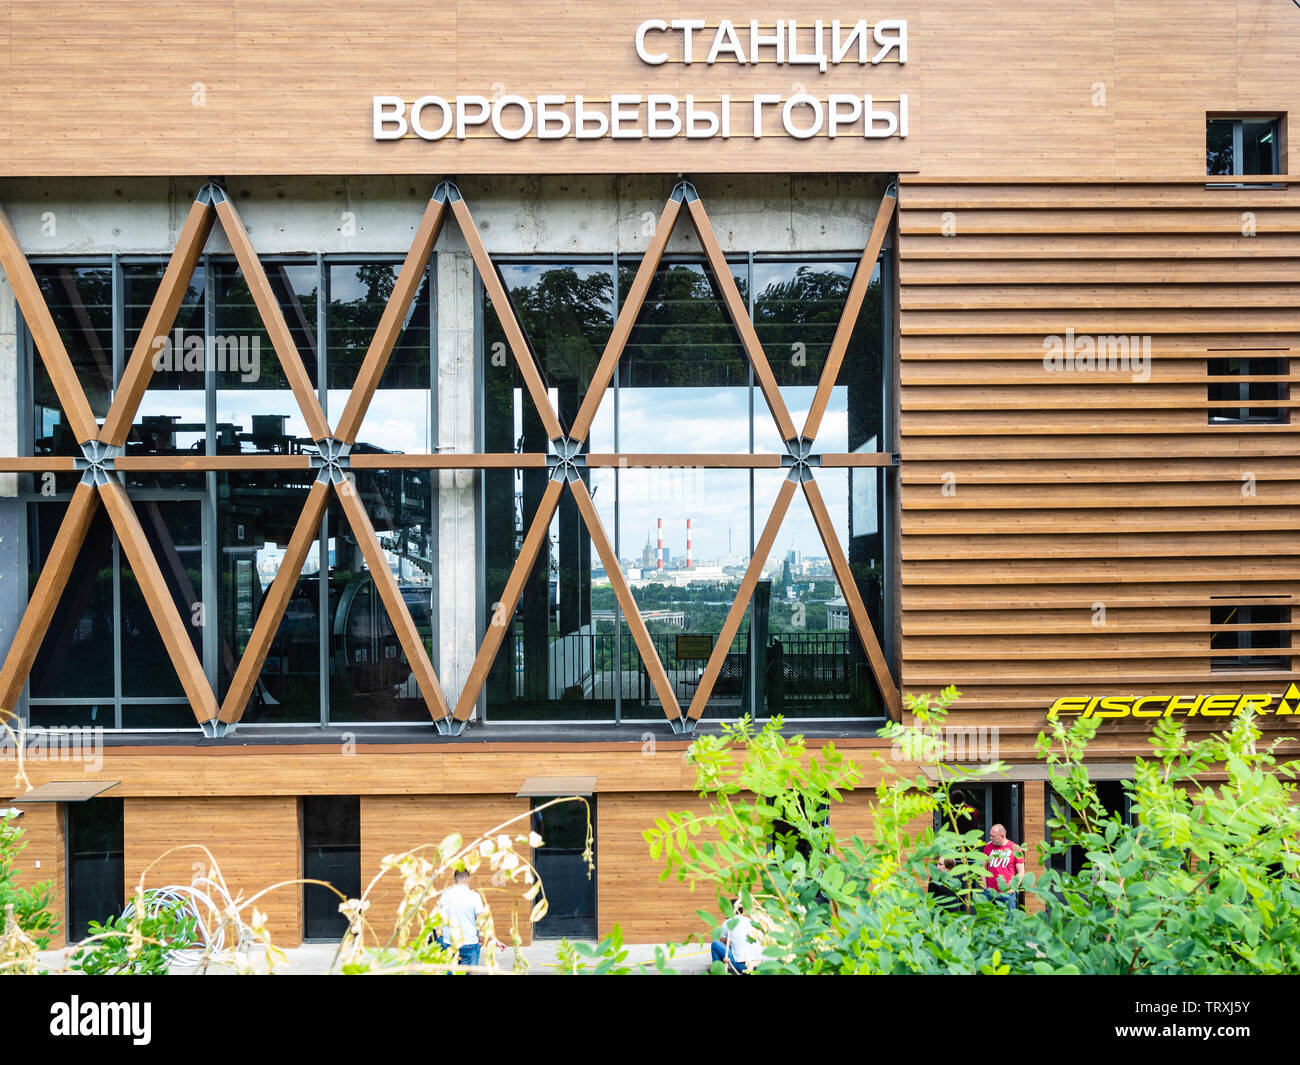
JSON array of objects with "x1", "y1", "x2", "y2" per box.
[{"x1": 1, "y1": 1, "x2": 1296, "y2": 946}]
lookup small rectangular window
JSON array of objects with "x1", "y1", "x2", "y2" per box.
[
  {"x1": 1208, "y1": 357, "x2": 1289, "y2": 424},
  {"x1": 1207, "y1": 115, "x2": 1282, "y2": 177},
  {"x1": 67, "y1": 797, "x2": 125, "y2": 941},
  {"x1": 1210, "y1": 604, "x2": 1290, "y2": 671},
  {"x1": 302, "y1": 796, "x2": 361, "y2": 940}
]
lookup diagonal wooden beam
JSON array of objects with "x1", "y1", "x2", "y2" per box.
[
  {"x1": 100, "y1": 195, "x2": 215, "y2": 447},
  {"x1": 568, "y1": 195, "x2": 682, "y2": 445},
  {"x1": 0, "y1": 482, "x2": 100, "y2": 719},
  {"x1": 567, "y1": 475, "x2": 681, "y2": 722},
  {"x1": 218, "y1": 479, "x2": 330, "y2": 724},
  {"x1": 799, "y1": 477, "x2": 900, "y2": 720},
  {"x1": 684, "y1": 195, "x2": 800, "y2": 444},
  {"x1": 0, "y1": 204, "x2": 99, "y2": 443},
  {"x1": 212, "y1": 194, "x2": 331, "y2": 443},
  {"x1": 801, "y1": 191, "x2": 896, "y2": 445},
  {"x1": 686, "y1": 478, "x2": 797, "y2": 721},
  {"x1": 98, "y1": 477, "x2": 218, "y2": 723},
  {"x1": 453, "y1": 477, "x2": 564, "y2": 721},
  {"x1": 449, "y1": 197, "x2": 565, "y2": 442},
  {"x1": 334, "y1": 196, "x2": 447, "y2": 445},
  {"x1": 334, "y1": 474, "x2": 451, "y2": 723}
]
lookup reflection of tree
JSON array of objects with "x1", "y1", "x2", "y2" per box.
[
  {"x1": 618, "y1": 264, "x2": 747, "y2": 388},
  {"x1": 329, "y1": 265, "x2": 429, "y2": 391}
]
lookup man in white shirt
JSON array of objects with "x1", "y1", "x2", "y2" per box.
[
  {"x1": 436, "y1": 869, "x2": 488, "y2": 967},
  {"x1": 710, "y1": 899, "x2": 760, "y2": 974}
]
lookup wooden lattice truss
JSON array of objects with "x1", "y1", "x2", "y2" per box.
[{"x1": 0, "y1": 180, "x2": 898, "y2": 735}]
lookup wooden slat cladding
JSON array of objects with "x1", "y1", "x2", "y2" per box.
[
  {"x1": 597, "y1": 792, "x2": 713, "y2": 944},
  {"x1": 359, "y1": 795, "x2": 535, "y2": 951},
  {"x1": 124, "y1": 797, "x2": 302, "y2": 948},
  {"x1": 897, "y1": 180, "x2": 1300, "y2": 752}
]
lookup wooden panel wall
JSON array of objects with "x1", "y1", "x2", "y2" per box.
[
  {"x1": 13, "y1": 738, "x2": 897, "y2": 796},
  {"x1": 123, "y1": 797, "x2": 302, "y2": 948},
  {"x1": 0, "y1": 1, "x2": 1296, "y2": 177},
  {"x1": 359, "y1": 794, "x2": 534, "y2": 951},
  {"x1": 7, "y1": 802, "x2": 66, "y2": 948},
  {"x1": 898, "y1": 179, "x2": 1300, "y2": 759},
  {"x1": 597, "y1": 791, "x2": 714, "y2": 946}
]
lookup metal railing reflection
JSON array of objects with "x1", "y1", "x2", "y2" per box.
[{"x1": 504, "y1": 626, "x2": 870, "y2": 714}]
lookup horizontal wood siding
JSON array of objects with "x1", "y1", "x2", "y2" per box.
[
  {"x1": 123, "y1": 796, "x2": 302, "y2": 947},
  {"x1": 898, "y1": 180, "x2": 1300, "y2": 758},
  {"x1": 597, "y1": 791, "x2": 714, "y2": 946},
  {"x1": 359, "y1": 794, "x2": 534, "y2": 951}
]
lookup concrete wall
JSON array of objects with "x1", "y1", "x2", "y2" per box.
[{"x1": 0, "y1": 173, "x2": 887, "y2": 711}]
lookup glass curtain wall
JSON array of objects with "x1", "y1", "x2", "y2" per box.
[
  {"x1": 20, "y1": 255, "x2": 436, "y2": 728},
  {"x1": 480, "y1": 251, "x2": 889, "y2": 723}
]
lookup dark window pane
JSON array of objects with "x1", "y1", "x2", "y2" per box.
[
  {"x1": 1206, "y1": 119, "x2": 1235, "y2": 176},
  {"x1": 530, "y1": 797, "x2": 595, "y2": 939},
  {"x1": 483, "y1": 466, "x2": 616, "y2": 722},
  {"x1": 27, "y1": 704, "x2": 109, "y2": 728},
  {"x1": 1210, "y1": 605, "x2": 1289, "y2": 670},
  {"x1": 1207, "y1": 356, "x2": 1287, "y2": 423},
  {"x1": 119, "y1": 500, "x2": 203, "y2": 698},
  {"x1": 31, "y1": 265, "x2": 114, "y2": 454},
  {"x1": 28, "y1": 503, "x2": 114, "y2": 699},
  {"x1": 303, "y1": 796, "x2": 361, "y2": 940},
  {"x1": 216, "y1": 471, "x2": 321, "y2": 724},
  {"x1": 1241, "y1": 119, "x2": 1279, "y2": 176},
  {"x1": 325, "y1": 470, "x2": 435, "y2": 723},
  {"x1": 67, "y1": 797, "x2": 124, "y2": 941}
]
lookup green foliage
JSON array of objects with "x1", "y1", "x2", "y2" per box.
[
  {"x1": 1031, "y1": 712, "x2": 1300, "y2": 974},
  {"x1": 71, "y1": 896, "x2": 199, "y2": 976},
  {"x1": 645, "y1": 688, "x2": 1300, "y2": 974},
  {"x1": 0, "y1": 811, "x2": 58, "y2": 959}
]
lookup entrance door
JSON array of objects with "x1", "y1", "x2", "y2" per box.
[
  {"x1": 941, "y1": 782, "x2": 1023, "y2": 844},
  {"x1": 530, "y1": 797, "x2": 596, "y2": 939}
]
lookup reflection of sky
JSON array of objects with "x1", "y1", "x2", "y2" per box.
[
  {"x1": 498, "y1": 382, "x2": 866, "y2": 560},
  {"x1": 328, "y1": 389, "x2": 430, "y2": 454},
  {"x1": 594, "y1": 468, "x2": 861, "y2": 565}
]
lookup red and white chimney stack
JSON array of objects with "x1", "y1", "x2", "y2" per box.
[
  {"x1": 686, "y1": 517, "x2": 693, "y2": 569},
  {"x1": 656, "y1": 517, "x2": 663, "y2": 570}
]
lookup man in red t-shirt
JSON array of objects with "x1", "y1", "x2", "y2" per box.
[{"x1": 983, "y1": 823, "x2": 1024, "y2": 911}]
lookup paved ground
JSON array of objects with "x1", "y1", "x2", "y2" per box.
[{"x1": 38, "y1": 939, "x2": 715, "y2": 975}]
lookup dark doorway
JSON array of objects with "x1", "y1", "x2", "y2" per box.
[
  {"x1": 302, "y1": 796, "x2": 361, "y2": 940},
  {"x1": 938, "y1": 782, "x2": 1024, "y2": 902},
  {"x1": 1047, "y1": 780, "x2": 1133, "y2": 877},
  {"x1": 530, "y1": 797, "x2": 596, "y2": 939},
  {"x1": 940, "y1": 782, "x2": 1022, "y2": 845},
  {"x1": 67, "y1": 797, "x2": 125, "y2": 941}
]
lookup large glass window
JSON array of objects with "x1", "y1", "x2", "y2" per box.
[
  {"x1": 479, "y1": 249, "x2": 891, "y2": 723},
  {"x1": 19, "y1": 255, "x2": 436, "y2": 729}
]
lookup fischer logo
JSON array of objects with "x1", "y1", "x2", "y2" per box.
[{"x1": 1048, "y1": 684, "x2": 1300, "y2": 721}]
